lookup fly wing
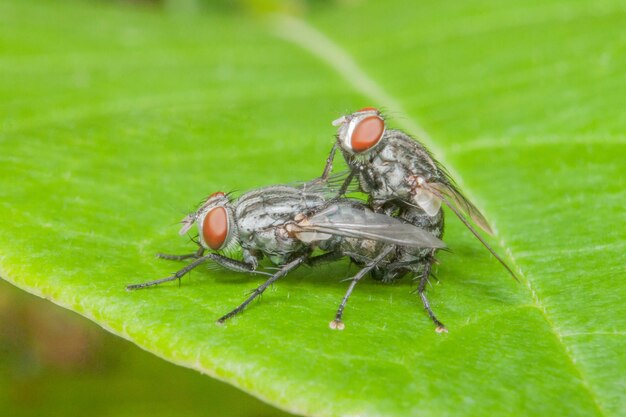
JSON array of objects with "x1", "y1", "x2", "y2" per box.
[
  {"x1": 428, "y1": 181, "x2": 493, "y2": 235},
  {"x1": 297, "y1": 204, "x2": 445, "y2": 249},
  {"x1": 410, "y1": 140, "x2": 494, "y2": 235},
  {"x1": 295, "y1": 170, "x2": 361, "y2": 198},
  {"x1": 422, "y1": 181, "x2": 518, "y2": 281}
]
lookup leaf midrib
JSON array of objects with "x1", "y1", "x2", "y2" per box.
[{"x1": 271, "y1": 13, "x2": 606, "y2": 416}]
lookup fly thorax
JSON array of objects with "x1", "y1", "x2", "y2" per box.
[{"x1": 366, "y1": 144, "x2": 414, "y2": 199}]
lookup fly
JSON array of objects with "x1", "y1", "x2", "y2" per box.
[
  {"x1": 321, "y1": 108, "x2": 519, "y2": 329},
  {"x1": 126, "y1": 182, "x2": 445, "y2": 329}
]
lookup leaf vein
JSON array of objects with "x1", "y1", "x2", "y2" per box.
[{"x1": 273, "y1": 14, "x2": 608, "y2": 416}]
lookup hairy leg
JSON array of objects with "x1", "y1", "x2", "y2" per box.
[
  {"x1": 126, "y1": 254, "x2": 264, "y2": 291},
  {"x1": 330, "y1": 245, "x2": 395, "y2": 330},
  {"x1": 216, "y1": 255, "x2": 308, "y2": 323},
  {"x1": 417, "y1": 251, "x2": 447, "y2": 333}
]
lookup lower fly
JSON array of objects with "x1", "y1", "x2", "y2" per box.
[{"x1": 126, "y1": 182, "x2": 445, "y2": 329}]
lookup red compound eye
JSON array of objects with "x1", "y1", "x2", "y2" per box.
[
  {"x1": 350, "y1": 115, "x2": 385, "y2": 152},
  {"x1": 202, "y1": 207, "x2": 229, "y2": 250},
  {"x1": 209, "y1": 191, "x2": 225, "y2": 198},
  {"x1": 358, "y1": 107, "x2": 378, "y2": 113}
]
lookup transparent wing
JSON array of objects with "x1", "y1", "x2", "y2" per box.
[
  {"x1": 428, "y1": 181, "x2": 493, "y2": 235},
  {"x1": 406, "y1": 137, "x2": 493, "y2": 235},
  {"x1": 296, "y1": 204, "x2": 445, "y2": 249},
  {"x1": 421, "y1": 181, "x2": 518, "y2": 280},
  {"x1": 293, "y1": 170, "x2": 361, "y2": 198}
]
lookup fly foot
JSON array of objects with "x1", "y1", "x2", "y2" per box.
[
  {"x1": 329, "y1": 319, "x2": 345, "y2": 330},
  {"x1": 435, "y1": 324, "x2": 448, "y2": 333}
]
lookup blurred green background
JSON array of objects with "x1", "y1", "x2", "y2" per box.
[{"x1": 0, "y1": 280, "x2": 293, "y2": 417}]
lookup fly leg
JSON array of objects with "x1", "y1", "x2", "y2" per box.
[
  {"x1": 208, "y1": 253, "x2": 268, "y2": 276},
  {"x1": 126, "y1": 255, "x2": 214, "y2": 290},
  {"x1": 319, "y1": 143, "x2": 355, "y2": 197},
  {"x1": 337, "y1": 170, "x2": 356, "y2": 197},
  {"x1": 377, "y1": 256, "x2": 433, "y2": 283},
  {"x1": 216, "y1": 255, "x2": 308, "y2": 324},
  {"x1": 417, "y1": 251, "x2": 447, "y2": 333},
  {"x1": 156, "y1": 246, "x2": 205, "y2": 261},
  {"x1": 126, "y1": 254, "x2": 265, "y2": 291},
  {"x1": 330, "y1": 246, "x2": 394, "y2": 330},
  {"x1": 342, "y1": 251, "x2": 373, "y2": 265},
  {"x1": 320, "y1": 143, "x2": 338, "y2": 180}
]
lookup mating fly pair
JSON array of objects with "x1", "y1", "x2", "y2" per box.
[
  {"x1": 127, "y1": 107, "x2": 516, "y2": 331},
  {"x1": 127, "y1": 182, "x2": 445, "y2": 330}
]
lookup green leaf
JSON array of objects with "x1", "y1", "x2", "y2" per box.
[{"x1": 1, "y1": 1, "x2": 624, "y2": 416}]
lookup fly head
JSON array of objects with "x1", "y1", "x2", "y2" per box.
[
  {"x1": 186, "y1": 191, "x2": 238, "y2": 252},
  {"x1": 332, "y1": 107, "x2": 386, "y2": 155}
]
